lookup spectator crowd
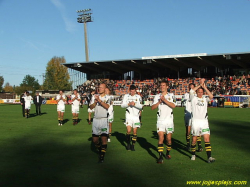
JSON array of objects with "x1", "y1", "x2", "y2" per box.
[{"x1": 75, "y1": 75, "x2": 250, "y2": 102}]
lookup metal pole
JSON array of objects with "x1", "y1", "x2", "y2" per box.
[{"x1": 84, "y1": 21, "x2": 89, "y2": 62}]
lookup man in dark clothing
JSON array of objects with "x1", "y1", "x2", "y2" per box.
[
  {"x1": 33, "y1": 92, "x2": 43, "y2": 115},
  {"x1": 20, "y1": 93, "x2": 25, "y2": 117}
]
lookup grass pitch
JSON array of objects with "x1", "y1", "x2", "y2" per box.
[{"x1": 0, "y1": 104, "x2": 249, "y2": 187}]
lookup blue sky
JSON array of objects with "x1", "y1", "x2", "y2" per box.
[{"x1": 1, "y1": 0, "x2": 250, "y2": 86}]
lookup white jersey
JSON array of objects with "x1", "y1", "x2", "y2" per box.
[
  {"x1": 190, "y1": 89, "x2": 210, "y2": 119},
  {"x1": 71, "y1": 94, "x2": 81, "y2": 107},
  {"x1": 90, "y1": 94, "x2": 111, "y2": 119},
  {"x1": 56, "y1": 94, "x2": 66, "y2": 106},
  {"x1": 24, "y1": 95, "x2": 33, "y2": 107},
  {"x1": 121, "y1": 94, "x2": 142, "y2": 118},
  {"x1": 153, "y1": 93, "x2": 176, "y2": 120}
]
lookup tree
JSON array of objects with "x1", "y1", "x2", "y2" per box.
[
  {"x1": 43, "y1": 56, "x2": 72, "y2": 90},
  {"x1": 0, "y1": 76, "x2": 4, "y2": 92},
  {"x1": 19, "y1": 75, "x2": 40, "y2": 95},
  {"x1": 3, "y1": 82, "x2": 14, "y2": 92}
]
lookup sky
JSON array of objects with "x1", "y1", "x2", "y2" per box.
[{"x1": 1, "y1": 0, "x2": 250, "y2": 87}]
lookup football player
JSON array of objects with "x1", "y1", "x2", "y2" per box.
[
  {"x1": 151, "y1": 81, "x2": 176, "y2": 163},
  {"x1": 121, "y1": 85, "x2": 142, "y2": 151},
  {"x1": 190, "y1": 79, "x2": 215, "y2": 163},
  {"x1": 89, "y1": 83, "x2": 111, "y2": 163}
]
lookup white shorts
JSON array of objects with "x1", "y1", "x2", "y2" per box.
[
  {"x1": 191, "y1": 118, "x2": 210, "y2": 136},
  {"x1": 125, "y1": 116, "x2": 141, "y2": 128},
  {"x1": 72, "y1": 106, "x2": 80, "y2": 114},
  {"x1": 92, "y1": 118, "x2": 109, "y2": 136},
  {"x1": 57, "y1": 105, "x2": 65, "y2": 112},
  {"x1": 88, "y1": 108, "x2": 95, "y2": 113},
  {"x1": 184, "y1": 114, "x2": 192, "y2": 127},
  {"x1": 25, "y1": 104, "x2": 31, "y2": 110},
  {"x1": 157, "y1": 119, "x2": 174, "y2": 134}
]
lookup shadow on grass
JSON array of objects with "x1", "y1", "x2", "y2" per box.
[
  {"x1": 113, "y1": 131, "x2": 126, "y2": 150},
  {"x1": 0, "y1": 134, "x2": 147, "y2": 187},
  {"x1": 137, "y1": 137, "x2": 158, "y2": 160}
]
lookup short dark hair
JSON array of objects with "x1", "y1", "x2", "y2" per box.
[
  {"x1": 189, "y1": 83, "x2": 195, "y2": 89},
  {"x1": 160, "y1": 81, "x2": 169, "y2": 86},
  {"x1": 129, "y1": 85, "x2": 136, "y2": 90},
  {"x1": 197, "y1": 87, "x2": 204, "y2": 92}
]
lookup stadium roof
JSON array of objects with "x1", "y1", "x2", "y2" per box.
[{"x1": 63, "y1": 51, "x2": 250, "y2": 75}]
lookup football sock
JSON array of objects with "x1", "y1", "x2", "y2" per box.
[
  {"x1": 191, "y1": 143, "x2": 196, "y2": 155},
  {"x1": 166, "y1": 144, "x2": 172, "y2": 155},
  {"x1": 197, "y1": 136, "x2": 202, "y2": 147},
  {"x1": 158, "y1": 144, "x2": 164, "y2": 155},
  {"x1": 108, "y1": 133, "x2": 111, "y2": 138},
  {"x1": 100, "y1": 144, "x2": 107, "y2": 160},
  {"x1": 205, "y1": 142, "x2": 212, "y2": 158},
  {"x1": 95, "y1": 142, "x2": 101, "y2": 150},
  {"x1": 58, "y1": 118, "x2": 61, "y2": 123},
  {"x1": 126, "y1": 133, "x2": 131, "y2": 144},
  {"x1": 132, "y1": 134, "x2": 137, "y2": 145},
  {"x1": 60, "y1": 117, "x2": 63, "y2": 124},
  {"x1": 186, "y1": 134, "x2": 191, "y2": 146}
]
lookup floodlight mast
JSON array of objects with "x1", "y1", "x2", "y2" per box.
[{"x1": 77, "y1": 9, "x2": 93, "y2": 62}]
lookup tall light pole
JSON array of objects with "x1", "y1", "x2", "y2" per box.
[{"x1": 77, "y1": 9, "x2": 93, "y2": 62}]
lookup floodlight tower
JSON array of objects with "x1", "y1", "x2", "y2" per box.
[{"x1": 77, "y1": 9, "x2": 93, "y2": 62}]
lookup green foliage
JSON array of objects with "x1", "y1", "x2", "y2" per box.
[
  {"x1": 0, "y1": 76, "x2": 4, "y2": 92},
  {"x1": 18, "y1": 75, "x2": 40, "y2": 95},
  {"x1": 3, "y1": 82, "x2": 14, "y2": 92},
  {"x1": 43, "y1": 56, "x2": 72, "y2": 90}
]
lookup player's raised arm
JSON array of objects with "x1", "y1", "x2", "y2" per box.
[{"x1": 202, "y1": 83, "x2": 213, "y2": 100}]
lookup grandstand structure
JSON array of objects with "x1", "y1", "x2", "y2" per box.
[{"x1": 64, "y1": 51, "x2": 250, "y2": 83}]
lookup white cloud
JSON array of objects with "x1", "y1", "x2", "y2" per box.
[{"x1": 50, "y1": 0, "x2": 76, "y2": 33}]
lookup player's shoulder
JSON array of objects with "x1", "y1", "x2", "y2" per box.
[
  {"x1": 124, "y1": 94, "x2": 130, "y2": 98},
  {"x1": 135, "y1": 94, "x2": 141, "y2": 98},
  {"x1": 168, "y1": 92, "x2": 175, "y2": 96}
]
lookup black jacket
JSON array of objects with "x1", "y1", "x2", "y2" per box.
[{"x1": 33, "y1": 95, "x2": 43, "y2": 105}]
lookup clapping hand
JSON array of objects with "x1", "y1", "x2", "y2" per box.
[
  {"x1": 160, "y1": 95, "x2": 166, "y2": 103},
  {"x1": 94, "y1": 95, "x2": 100, "y2": 103}
]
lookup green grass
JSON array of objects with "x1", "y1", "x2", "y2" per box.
[{"x1": 0, "y1": 104, "x2": 249, "y2": 187}]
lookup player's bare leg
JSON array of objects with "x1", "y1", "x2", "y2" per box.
[
  {"x1": 157, "y1": 131, "x2": 164, "y2": 163},
  {"x1": 191, "y1": 136, "x2": 197, "y2": 160},
  {"x1": 108, "y1": 122, "x2": 112, "y2": 142},
  {"x1": 165, "y1": 133, "x2": 172, "y2": 159},
  {"x1": 203, "y1": 134, "x2": 215, "y2": 163},
  {"x1": 76, "y1": 113, "x2": 79, "y2": 124},
  {"x1": 126, "y1": 126, "x2": 132, "y2": 150},
  {"x1": 88, "y1": 112, "x2": 92, "y2": 125},
  {"x1": 57, "y1": 111, "x2": 61, "y2": 125}
]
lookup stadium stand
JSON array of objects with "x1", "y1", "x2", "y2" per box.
[{"x1": 76, "y1": 75, "x2": 250, "y2": 102}]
